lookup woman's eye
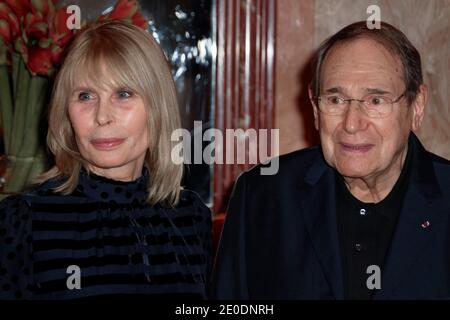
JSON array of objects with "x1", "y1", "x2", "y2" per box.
[
  {"x1": 78, "y1": 92, "x2": 93, "y2": 101},
  {"x1": 117, "y1": 90, "x2": 133, "y2": 98}
]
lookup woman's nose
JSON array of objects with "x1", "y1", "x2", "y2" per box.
[{"x1": 95, "y1": 99, "x2": 114, "y2": 126}]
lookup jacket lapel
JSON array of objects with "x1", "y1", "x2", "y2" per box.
[
  {"x1": 373, "y1": 185, "x2": 440, "y2": 299},
  {"x1": 373, "y1": 134, "x2": 443, "y2": 299},
  {"x1": 298, "y1": 153, "x2": 345, "y2": 299}
]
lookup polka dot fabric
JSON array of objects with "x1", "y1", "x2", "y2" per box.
[
  {"x1": 0, "y1": 196, "x2": 34, "y2": 299},
  {"x1": 0, "y1": 168, "x2": 212, "y2": 300}
]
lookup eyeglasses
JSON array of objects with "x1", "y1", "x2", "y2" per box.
[{"x1": 315, "y1": 91, "x2": 406, "y2": 118}]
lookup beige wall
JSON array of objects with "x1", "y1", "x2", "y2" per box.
[
  {"x1": 276, "y1": 0, "x2": 317, "y2": 154},
  {"x1": 276, "y1": 0, "x2": 450, "y2": 160}
]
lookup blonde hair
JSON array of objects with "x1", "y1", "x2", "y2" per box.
[{"x1": 38, "y1": 20, "x2": 183, "y2": 207}]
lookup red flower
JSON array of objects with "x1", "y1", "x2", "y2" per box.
[
  {"x1": 52, "y1": 7, "x2": 70, "y2": 35},
  {"x1": 50, "y1": 44, "x2": 63, "y2": 64},
  {"x1": 30, "y1": 0, "x2": 54, "y2": 17},
  {"x1": 99, "y1": 0, "x2": 148, "y2": 30},
  {"x1": 27, "y1": 46, "x2": 53, "y2": 76},
  {"x1": 104, "y1": 0, "x2": 139, "y2": 20},
  {"x1": 4, "y1": 0, "x2": 30, "y2": 21},
  {"x1": 0, "y1": 0, "x2": 147, "y2": 74},
  {"x1": 24, "y1": 12, "x2": 48, "y2": 40},
  {"x1": 132, "y1": 12, "x2": 148, "y2": 29},
  {"x1": 0, "y1": 2, "x2": 20, "y2": 40},
  {"x1": 49, "y1": 7, "x2": 74, "y2": 48}
]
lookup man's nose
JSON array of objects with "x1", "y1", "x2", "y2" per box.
[{"x1": 342, "y1": 101, "x2": 368, "y2": 134}]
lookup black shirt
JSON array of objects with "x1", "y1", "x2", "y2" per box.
[{"x1": 336, "y1": 145, "x2": 412, "y2": 299}]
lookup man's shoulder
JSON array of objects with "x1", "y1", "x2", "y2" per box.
[
  {"x1": 428, "y1": 151, "x2": 450, "y2": 188},
  {"x1": 241, "y1": 145, "x2": 323, "y2": 184},
  {"x1": 429, "y1": 151, "x2": 450, "y2": 169}
]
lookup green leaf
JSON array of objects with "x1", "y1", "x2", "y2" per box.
[
  {"x1": 38, "y1": 37, "x2": 52, "y2": 48},
  {"x1": 0, "y1": 63, "x2": 13, "y2": 153},
  {"x1": 10, "y1": 55, "x2": 30, "y2": 156},
  {"x1": 0, "y1": 35, "x2": 8, "y2": 65},
  {"x1": 19, "y1": 74, "x2": 48, "y2": 157},
  {"x1": 31, "y1": 0, "x2": 46, "y2": 13}
]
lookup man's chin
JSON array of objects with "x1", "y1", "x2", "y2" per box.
[{"x1": 335, "y1": 165, "x2": 372, "y2": 179}]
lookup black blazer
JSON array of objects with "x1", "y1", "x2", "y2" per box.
[{"x1": 211, "y1": 134, "x2": 450, "y2": 299}]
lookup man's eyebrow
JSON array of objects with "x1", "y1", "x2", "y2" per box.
[
  {"x1": 364, "y1": 88, "x2": 391, "y2": 95},
  {"x1": 323, "y1": 87, "x2": 344, "y2": 94},
  {"x1": 323, "y1": 87, "x2": 393, "y2": 95}
]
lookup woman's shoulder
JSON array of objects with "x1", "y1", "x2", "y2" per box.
[
  {"x1": 6, "y1": 178, "x2": 71, "y2": 207},
  {"x1": 0, "y1": 194, "x2": 34, "y2": 299},
  {"x1": 178, "y1": 189, "x2": 211, "y2": 216},
  {"x1": 24, "y1": 177, "x2": 65, "y2": 197},
  {"x1": 0, "y1": 193, "x2": 32, "y2": 218},
  {"x1": 177, "y1": 189, "x2": 212, "y2": 252},
  {"x1": 0, "y1": 193, "x2": 33, "y2": 240},
  {"x1": 176, "y1": 189, "x2": 212, "y2": 234},
  {"x1": 0, "y1": 177, "x2": 63, "y2": 242}
]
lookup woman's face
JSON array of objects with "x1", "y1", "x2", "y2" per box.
[{"x1": 68, "y1": 77, "x2": 150, "y2": 181}]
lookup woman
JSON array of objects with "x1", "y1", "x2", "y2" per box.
[{"x1": 0, "y1": 21, "x2": 211, "y2": 299}]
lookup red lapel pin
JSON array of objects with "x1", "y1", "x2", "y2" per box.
[{"x1": 421, "y1": 220, "x2": 431, "y2": 229}]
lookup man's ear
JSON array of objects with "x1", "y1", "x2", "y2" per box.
[
  {"x1": 411, "y1": 84, "x2": 428, "y2": 132},
  {"x1": 308, "y1": 85, "x2": 319, "y2": 130}
]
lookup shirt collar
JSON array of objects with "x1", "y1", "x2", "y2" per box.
[
  {"x1": 75, "y1": 167, "x2": 149, "y2": 203},
  {"x1": 335, "y1": 139, "x2": 413, "y2": 221}
]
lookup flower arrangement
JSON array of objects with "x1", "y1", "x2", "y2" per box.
[{"x1": 0, "y1": 0, "x2": 148, "y2": 197}]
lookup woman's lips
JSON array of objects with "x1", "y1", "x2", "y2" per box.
[
  {"x1": 339, "y1": 142, "x2": 374, "y2": 153},
  {"x1": 90, "y1": 138, "x2": 125, "y2": 150}
]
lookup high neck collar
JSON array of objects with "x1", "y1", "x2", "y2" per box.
[{"x1": 76, "y1": 167, "x2": 149, "y2": 203}]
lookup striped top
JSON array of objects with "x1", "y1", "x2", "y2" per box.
[{"x1": 0, "y1": 169, "x2": 211, "y2": 300}]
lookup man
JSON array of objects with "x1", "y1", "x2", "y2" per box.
[{"x1": 211, "y1": 21, "x2": 450, "y2": 299}]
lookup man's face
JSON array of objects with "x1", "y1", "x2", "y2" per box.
[{"x1": 312, "y1": 38, "x2": 426, "y2": 180}]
